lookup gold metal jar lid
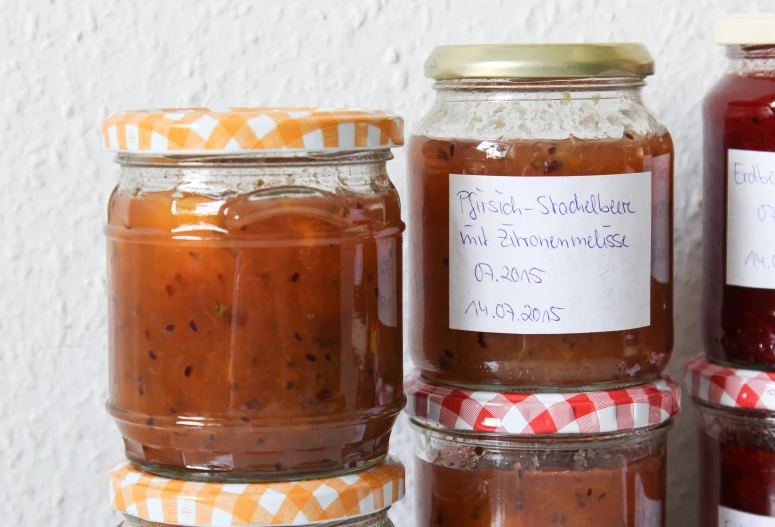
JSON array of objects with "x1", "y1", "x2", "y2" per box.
[{"x1": 425, "y1": 44, "x2": 655, "y2": 79}]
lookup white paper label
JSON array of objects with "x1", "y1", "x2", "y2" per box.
[
  {"x1": 727, "y1": 149, "x2": 775, "y2": 289},
  {"x1": 719, "y1": 506, "x2": 775, "y2": 526},
  {"x1": 448, "y1": 172, "x2": 652, "y2": 334}
]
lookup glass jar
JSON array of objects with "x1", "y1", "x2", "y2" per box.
[
  {"x1": 687, "y1": 356, "x2": 775, "y2": 525},
  {"x1": 702, "y1": 15, "x2": 775, "y2": 368},
  {"x1": 408, "y1": 44, "x2": 674, "y2": 390},
  {"x1": 407, "y1": 375, "x2": 679, "y2": 527},
  {"x1": 108, "y1": 456, "x2": 404, "y2": 527},
  {"x1": 102, "y1": 108, "x2": 405, "y2": 480}
]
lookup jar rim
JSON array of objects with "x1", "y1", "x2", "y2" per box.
[
  {"x1": 113, "y1": 148, "x2": 394, "y2": 168},
  {"x1": 410, "y1": 417, "x2": 673, "y2": 446},
  {"x1": 424, "y1": 44, "x2": 654, "y2": 80}
]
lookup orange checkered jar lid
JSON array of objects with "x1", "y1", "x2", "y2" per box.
[
  {"x1": 108, "y1": 457, "x2": 405, "y2": 526},
  {"x1": 102, "y1": 108, "x2": 404, "y2": 154}
]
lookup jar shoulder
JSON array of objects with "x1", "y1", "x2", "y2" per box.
[{"x1": 413, "y1": 94, "x2": 669, "y2": 143}]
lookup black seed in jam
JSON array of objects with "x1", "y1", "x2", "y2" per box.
[
  {"x1": 287, "y1": 381, "x2": 295, "y2": 390},
  {"x1": 587, "y1": 488, "x2": 593, "y2": 497},
  {"x1": 240, "y1": 416, "x2": 249, "y2": 423},
  {"x1": 165, "y1": 285, "x2": 175, "y2": 296},
  {"x1": 328, "y1": 243, "x2": 335, "y2": 248},
  {"x1": 544, "y1": 159, "x2": 561, "y2": 173},
  {"x1": 138, "y1": 385, "x2": 144, "y2": 396},
  {"x1": 184, "y1": 365, "x2": 192, "y2": 377},
  {"x1": 439, "y1": 358, "x2": 449, "y2": 370},
  {"x1": 477, "y1": 332, "x2": 487, "y2": 348},
  {"x1": 449, "y1": 143, "x2": 455, "y2": 157},
  {"x1": 166, "y1": 324, "x2": 175, "y2": 332},
  {"x1": 246, "y1": 398, "x2": 260, "y2": 410},
  {"x1": 291, "y1": 272, "x2": 299, "y2": 282},
  {"x1": 256, "y1": 437, "x2": 265, "y2": 446},
  {"x1": 444, "y1": 349, "x2": 454, "y2": 359},
  {"x1": 208, "y1": 433, "x2": 215, "y2": 441},
  {"x1": 145, "y1": 329, "x2": 151, "y2": 340},
  {"x1": 548, "y1": 146, "x2": 557, "y2": 154},
  {"x1": 124, "y1": 223, "x2": 132, "y2": 230},
  {"x1": 469, "y1": 507, "x2": 480, "y2": 520},
  {"x1": 474, "y1": 446, "x2": 484, "y2": 456},
  {"x1": 317, "y1": 388, "x2": 332, "y2": 401},
  {"x1": 275, "y1": 462, "x2": 282, "y2": 471},
  {"x1": 367, "y1": 273, "x2": 374, "y2": 283},
  {"x1": 240, "y1": 224, "x2": 248, "y2": 231},
  {"x1": 434, "y1": 511, "x2": 443, "y2": 525},
  {"x1": 145, "y1": 416, "x2": 154, "y2": 426},
  {"x1": 514, "y1": 503, "x2": 524, "y2": 511},
  {"x1": 188, "y1": 251, "x2": 200, "y2": 260},
  {"x1": 188, "y1": 320, "x2": 198, "y2": 332},
  {"x1": 293, "y1": 332, "x2": 302, "y2": 342},
  {"x1": 375, "y1": 287, "x2": 380, "y2": 297},
  {"x1": 169, "y1": 407, "x2": 177, "y2": 414},
  {"x1": 305, "y1": 353, "x2": 317, "y2": 362},
  {"x1": 753, "y1": 116, "x2": 761, "y2": 124},
  {"x1": 442, "y1": 258, "x2": 449, "y2": 266},
  {"x1": 625, "y1": 132, "x2": 635, "y2": 140},
  {"x1": 325, "y1": 353, "x2": 331, "y2": 361},
  {"x1": 598, "y1": 492, "x2": 606, "y2": 500},
  {"x1": 174, "y1": 273, "x2": 184, "y2": 284},
  {"x1": 229, "y1": 383, "x2": 238, "y2": 391},
  {"x1": 287, "y1": 360, "x2": 296, "y2": 368},
  {"x1": 148, "y1": 350, "x2": 157, "y2": 360},
  {"x1": 438, "y1": 149, "x2": 449, "y2": 160}
]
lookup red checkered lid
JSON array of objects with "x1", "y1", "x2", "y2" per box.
[
  {"x1": 406, "y1": 373, "x2": 680, "y2": 434},
  {"x1": 686, "y1": 355, "x2": 775, "y2": 410}
]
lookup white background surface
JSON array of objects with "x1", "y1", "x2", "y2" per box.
[{"x1": 1, "y1": 1, "x2": 771, "y2": 525}]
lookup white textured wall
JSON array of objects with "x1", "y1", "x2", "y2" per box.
[{"x1": 1, "y1": 0, "x2": 770, "y2": 525}]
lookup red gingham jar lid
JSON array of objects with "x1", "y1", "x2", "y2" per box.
[
  {"x1": 686, "y1": 355, "x2": 775, "y2": 411},
  {"x1": 405, "y1": 373, "x2": 680, "y2": 435}
]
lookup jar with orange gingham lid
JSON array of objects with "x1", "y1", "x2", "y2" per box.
[
  {"x1": 108, "y1": 456, "x2": 405, "y2": 526},
  {"x1": 101, "y1": 108, "x2": 405, "y2": 481}
]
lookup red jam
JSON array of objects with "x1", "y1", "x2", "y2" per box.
[
  {"x1": 703, "y1": 48, "x2": 775, "y2": 368},
  {"x1": 698, "y1": 402, "x2": 775, "y2": 524}
]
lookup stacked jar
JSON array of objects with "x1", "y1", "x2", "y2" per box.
[
  {"x1": 101, "y1": 108, "x2": 407, "y2": 526},
  {"x1": 405, "y1": 44, "x2": 680, "y2": 526},
  {"x1": 691, "y1": 13, "x2": 775, "y2": 526}
]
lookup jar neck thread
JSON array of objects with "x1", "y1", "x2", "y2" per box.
[
  {"x1": 432, "y1": 77, "x2": 644, "y2": 102},
  {"x1": 727, "y1": 44, "x2": 775, "y2": 76}
]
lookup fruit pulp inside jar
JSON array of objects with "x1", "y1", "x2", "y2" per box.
[
  {"x1": 408, "y1": 133, "x2": 674, "y2": 388},
  {"x1": 703, "y1": 69, "x2": 775, "y2": 367},
  {"x1": 106, "y1": 179, "x2": 404, "y2": 480}
]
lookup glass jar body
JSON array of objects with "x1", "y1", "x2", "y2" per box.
[
  {"x1": 106, "y1": 151, "x2": 405, "y2": 481},
  {"x1": 408, "y1": 79, "x2": 674, "y2": 390},
  {"x1": 413, "y1": 420, "x2": 670, "y2": 527},
  {"x1": 702, "y1": 45, "x2": 775, "y2": 368},
  {"x1": 696, "y1": 400, "x2": 775, "y2": 524},
  {"x1": 119, "y1": 510, "x2": 395, "y2": 527}
]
